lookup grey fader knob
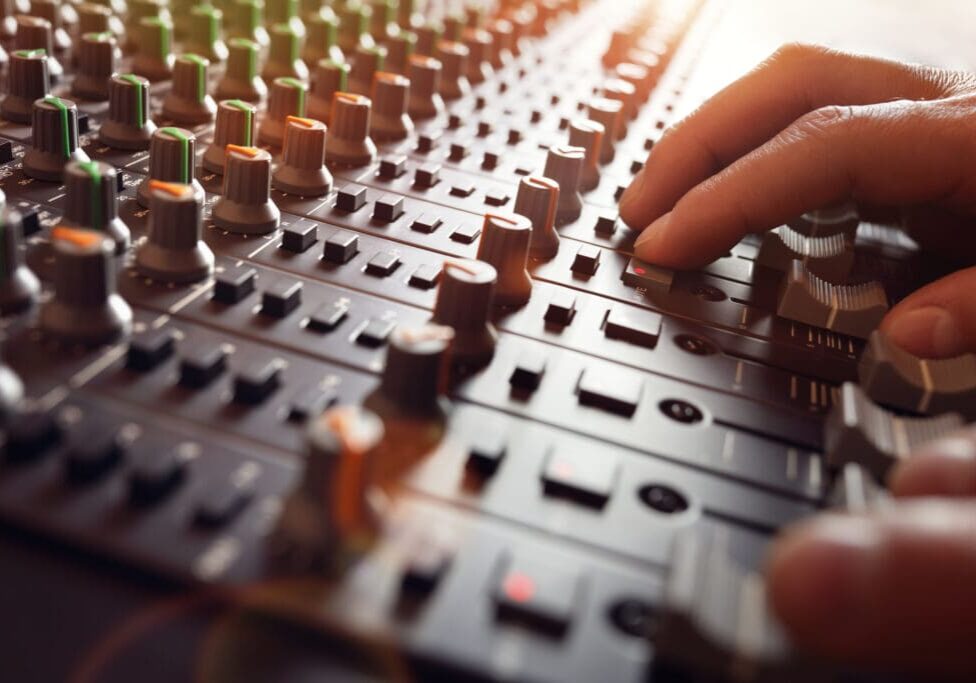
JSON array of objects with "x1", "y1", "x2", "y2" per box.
[
  {"x1": 136, "y1": 180, "x2": 215, "y2": 283},
  {"x1": 23, "y1": 97, "x2": 90, "y2": 182},
  {"x1": 185, "y1": 4, "x2": 228, "y2": 63},
  {"x1": 406, "y1": 54, "x2": 444, "y2": 121},
  {"x1": 162, "y1": 54, "x2": 218, "y2": 125},
  {"x1": 370, "y1": 72, "x2": 413, "y2": 142},
  {"x1": 514, "y1": 177, "x2": 560, "y2": 261},
  {"x1": 62, "y1": 161, "x2": 130, "y2": 253},
  {"x1": 435, "y1": 40, "x2": 470, "y2": 101},
  {"x1": 476, "y1": 213, "x2": 533, "y2": 308},
  {"x1": 348, "y1": 44, "x2": 387, "y2": 96},
  {"x1": 568, "y1": 118, "x2": 605, "y2": 192},
  {"x1": 263, "y1": 22, "x2": 309, "y2": 82},
  {"x1": 788, "y1": 203, "x2": 860, "y2": 238},
  {"x1": 215, "y1": 38, "x2": 267, "y2": 103},
  {"x1": 302, "y1": 9, "x2": 343, "y2": 67},
  {"x1": 273, "y1": 116, "x2": 332, "y2": 197},
  {"x1": 40, "y1": 227, "x2": 133, "y2": 346},
  {"x1": 543, "y1": 145, "x2": 585, "y2": 225},
  {"x1": 204, "y1": 100, "x2": 257, "y2": 174},
  {"x1": 0, "y1": 205, "x2": 41, "y2": 316},
  {"x1": 365, "y1": 324, "x2": 454, "y2": 419},
  {"x1": 587, "y1": 97, "x2": 623, "y2": 164},
  {"x1": 307, "y1": 58, "x2": 350, "y2": 123},
  {"x1": 137, "y1": 127, "x2": 204, "y2": 208},
  {"x1": 72, "y1": 32, "x2": 117, "y2": 101},
  {"x1": 325, "y1": 93, "x2": 377, "y2": 167},
  {"x1": 213, "y1": 146, "x2": 281, "y2": 235},
  {"x1": 99, "y1": 74, "x2": 157, "y2": 150},
  {"x1": 777, "y1": 260, "x2": 888, "y2": 339},
  {"x1": 15, "y1": 16, "x2": 62, "y2": 81},
  {"x1": 258, "y1": 77, "x2": 308, "y2": 147},
  {"x1": 132, "y1": 16, "x2": 175, "y2": 82},
  {"x1": 431, "y1": 259, "x2": 498, "y2": 368},
  {"x1": 1, "y1": 49, "x2": 51, "y2": 123}
]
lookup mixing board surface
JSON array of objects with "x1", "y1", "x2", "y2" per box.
[{"x1": 0, "y1": 1, "x2": 972, "y2": 681}]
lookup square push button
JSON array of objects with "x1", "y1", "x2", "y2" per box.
[
  {"x1": 571, "y1": 245, "x2": 601, "y2": 276},
  {"x1": 415, "y1": 163, "x2": 441, "y2": 188},
  {"x1": 450, "y1": 223, "x2": 481, "y2": 244},
  {"x1": 450, "y1": 182, "x2": 476, "y2": 198},
  {"x1": 541, "y1": 449, "x2": 618, "y2": 509},
  {"x1": 544, "y1": 290, "x2": 576, "y2": 326},
  {"x1": 287, "y1": 386, "x2": 337, "y2": 422},
  {"x1": 233, "y1": 358, "x2": 282, "y2": 405},
  {"x1": 373, "y1": 194, "x2": 405, "y2": 222},
  {"x1": 411, "y1": 213, "x2": 443, "y2": 234},
  {"x1": 622, "y1": 257, "x2": 674, "y2": 291},
  {"x1": 594, "y1": 213, "x2": 617, "y2": 236},
  {"x1": 466, "y1": 434, "x2": 507, "y2": 476},
  {"x1": 494, "y1": 554, "x2": 581, "y2": 636},
  {"x1": 578, "y1": 368, "x2": 642, "y2": 417},
  {"x1": 603, "y1": 306, "x2": 662, "y2": 349},
  {"x1": 378, "y1": 155, "x2": 407, "y2": 179},
  {"x1": 213, "y1": 267, "x2": 256, "y2": 305},
  {"x1": 322, "y1": 230, "x2": 359, "y2": 264},
  {"x1": 281, "y1": 222, "x2": 317, "y2": 253},
  {"x1": 179, "y1": 346, "x2": 228, "y2": 388},
  {"x1": 365, "y1": 251, "x2": 401, "y2": 277},
  {"x1": 306, "y1": 301, "x2": 348, "y2": 332},
  {"x1": 127, "y1": 329, "x2": 177, "y2": 372},
  {"x1": 336, "y1": 185, "x2": 367, "y2": 212},
  {"x1": 409, "y1": 264, "x2": 441, "y2": 289},
  {"x1": 357, "y1": 318, "x2": 395, "y2": 347},
  {"x1": 260, "y1": 280, "x2": 302, "y2": 318},
  {"x1": 510, "y1": 350, "x2": 547, "y2": 392}
]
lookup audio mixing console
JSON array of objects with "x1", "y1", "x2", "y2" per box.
[{"x1": 0, "y1": 0, "x2": 973, "y2": 681}]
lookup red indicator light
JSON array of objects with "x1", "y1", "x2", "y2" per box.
[
  {"x1": 634, "y1": 267, "x2": 646, "y2": 275},
  {"x1": 503, "y1": 572, "x2": 535, "y2": 604}
]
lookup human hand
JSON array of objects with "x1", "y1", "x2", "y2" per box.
[{"x1": 619, "y1": 44, "x2": 976, "y2": 359}]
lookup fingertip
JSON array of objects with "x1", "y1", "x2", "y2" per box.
[
  {"x1": 618, "y1": 169, "x2": 648, "y2": 228},
  {"x1": 882, "y1": 306, "x2": 968, "y2": 359},
  {"x1": 889, "y1": 433, "x2": 976, "y2": 498}
]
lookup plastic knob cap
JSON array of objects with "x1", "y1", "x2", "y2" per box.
[
  {"x1": 543, "y1": 145, "x2": 585, "y2": 225},
  {"x1": 1, "y1": 49, "x2": 51, "y2": 123},
  {"x1": 23, "y1": 96, "x2": 90, "y2": 182},
  {"x1": 370, "y1": 72, "x2": 413, "y2": 142},
  {"x1": 273, "y1": 116, "x2": 333, "y2": 197},
  {"x1": 325, "y1": 92, "x2": 377, "y2": 167},
  {"x1": 431, "y1": 259, "x2": 498, "y2": 367},
  {"x1": 212, "y1": 145, "x2": 281, "y2": 235},
  {"x1": 203, "y1": 99, "x2": 257, "y2": 174},
  {"x1": 514, "y1": 176, "x2": 561, "y2": 260},
  {"x1": 72, "y1": 32, "x2": 117, "y2": 101},
  {"x1": 476, "y1": 213, "x2": 533, "y2": 308},
  {"x1": 216, "y1": 37, "x2": 267, "y2": 103},
  {"x1": 99, "y1": 74, "x2": 157, "y2": 150},
  {"x1": 258, "y1": 77, "x2": 308, "y2": 147},
  {"x1": 62, "y1": 160, "x2": 130, "y2": 253},
  {"x1": 136, "y1": 181, "x2": 215, "y2": 283},
  {"x1": 137, "y1": 127, "x2": 203, "y2": 208},
  {"x1": 162, "y1": 54, "x2": 218, "y2": 125}
]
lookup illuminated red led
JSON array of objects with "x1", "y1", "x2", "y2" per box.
[
  {"x1": 503, "y1": 572, "x2": 535, "y2": 604},
  {"x1": 634, "y1": 266, "x2": 646, "y2": 275}
]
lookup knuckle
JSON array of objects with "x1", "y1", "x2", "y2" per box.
[{"x1": 791, "y1": 105, "x2": 858, "y2": 140}]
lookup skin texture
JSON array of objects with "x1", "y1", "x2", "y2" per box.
[{"x1": 618, "y1": 45, "x2": 976, "y2": 679}]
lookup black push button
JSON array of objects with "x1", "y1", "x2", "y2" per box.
[
  {"x1": 261, "y1": 280, "x2": 303, "y2": 318},
  {"x1": 467, "y1": 434, "x2": 506, "y2": 476},
  {"x1": 195, "y1": 478, "x2": 255, "y2": 527},
  {"x1": 604, "y1": 306, "x2": 662, "y2": 349},
  {"x1": 594, "y1": 213, "x2": 617, "y2": 236},
  {"x1": 129, "y1": 448, "x2": 187, "y2": 506},
  {"x1": 509, "y1": 350, "x2": 547, "y2": 392},
  {"x1": 356, "y1": 318, "x2": 395, "y2": 347},
  {"x1": 482, "y1": 151, "x2": 500, "y2": 169},
  {"x1": 494, "y1": 554, "x2": 580, "y2": 636},
  {"x1": 578, "y1": 368, "x2": 642, "y2": 417},
  {"x1": 5, "y1": 410, "x2": 62, "y2": 463},
  {"x1": 415, "y1": 163, "x2": 441, "y2": 188},
  {"x1": 450, "y1": 182, "x2": 475, "y2": 198},
  {"x1": 450, "y1": 223, "x2": 481, "y2": 244},
  {"x1": 449, "y1": 142, "x2": 468, "y2": 161},
  {"x1": 287, "y1": 386, "x2": 337, "y2": 422},
  {"x1": 544, "y1": 291, "x2": 577, "y2": 326},
  {"x1": 365, "y1": 251, "x2": 401, "y2": 277},
  {"x1": 281, "y1": 222, "x2": 318, "y2": 253},
  {"x1": 401, "y1": 543, "x2": 453, "y2": 597},
  {"x1": 409, "y1": 264, "x2": 441, "y2": 289},
  {"x1": 484, "y1": 190, "x2": 509, "y2": 207},
  {"x1": 542, "y1": 449, "x2": 618, "y2": 509},
  {"x1": 322, "y1": 230, "x2": 359, "y2": 264},
  {"x1": 477, "y1": 121, "x2": 493, "y2": 137},
  {"x1": 417, "y1": 134, "x2": 437, "y2": 152},
  {"x1": 507, "y1": 128, "x2": 523, "y2": 145},
  {"x1": 233, "y1": 359, "x2": 282, "y2": 405},
  {"x1": 378, "y1": 155, "x2": 407, "y2": 178},
  {"x1": 126, "y1": 329, "x2": 177, "y2": 372},
  {"x1": 213, "y1": 267, "x2": 257, "y2": 305},
  {"x1": 411, "y1": 213, "x2": 443, "y2": 234},
  {"x1": 571, "y1": 245, "x2": 601, "y2": 276},
  {"x1": 373, "y1": 194, "x2": 405, "y2": 222},
  {"x1": 306, "y1": 301, "x2": 349, "y2": 332},
  {"x1": 179, "y1": 346, "x2": 228, "y2": 388},
  {"x1": 65, "y1": 427, "x2": 126, "y2": 483},
  {"x1": 336, "y1": 185, "x2": 367, "y2": 212}
]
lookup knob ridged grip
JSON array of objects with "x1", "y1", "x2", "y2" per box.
[
  {"x1": 587, "y1": 97, "x2": 623, "y2": 164},
  {"x1": 23, "y1": 96, "x2": 90, "y2": 182},
  {"x1": 461, "y1": 28, "x2": 493, "y2": 85},
  {"x1": 414, "y1": 24, "x2": 441, "y2": 57},
  {"x1": 325, "y1": 93, "x2": 377, "y2": 167},
  {"x1": 132, "y1": 16, "x2": 174, "y2": 82},
  {"x1": 273, "y1": 117, "x2": 332, "y2": 196},
  {"x1": 258, "y1": 77, "x2": 307, "y2": 147},
  {"x1": 383, "y1": 31, "x2": 416, "y2": 74},
  {"x1": 336, "y1": 4, "x2": 368, "y2": 53},
  {"x1": 204, "y1": 99, "x2": 257, "y2": 174},
  {"x1": 487, "y1": 19, "x2": 514, "y2": 68},
  {"x1": 185, "y1": 5, "x2": 228, "y2": 62},
  {"x1": 15, "y1": 16, "x2": 62, "y2": 80},
  {"x1": 263, "y1": 22, "x2": 308, "y2": 82},
  {"x1": 162, "y1": 54, "x2": 217, "y2": 125},
  {"x1": 308, "y1": 58, "x2": 350, "y2": 123},
  {"x1": 476, "y1": 213, "x2": 533, "y2": 308},
  {"x1": 216, "y1": 37, "x2": 267, "y2": 103},
  {"x1": 514, "y1": 176, "x2": 560, "y2": 260},
  {"x1": 435, "y1": 40, "x2": 470, "y2": 101},
  {"x1": 543, "y1": 145, "x2": 585, "y2": 225},
  {"x1": 137, "y1": 127, "x2": 202, "y2": 207},
  {"x1": 406, "y1": 55, "x2": 444, "y2": 120},
  {"x1": 370, "y1": 72, "x2": 413, "y2": 142},
  {"x1": 348, "y1": 44, "x2": 386, "y2": 96},
  {"x1": 431, "y1": 259, "x2": 498, "y2": 367},
  {"x1": 0, "y1": 205, "x2": 40, "y2": 316},
  {"x1": 568, "y1": 118, "x2": 604, "y2": 192},
  {"x1": 213, "y1": 146, "x2": 281, "y2": 234},
  {"x1": 62, "y1": 161, "x2": 130, "y2": 253},
  {"x1": 136, "y1": 181, "x2": 215, "y2": 283},
  {"x1": 303, "y1": 9, "x2": 343, "y2": 66},
  {"x1": 99, "y1": 74, "x2": 157, "y2": 150},
  {"x1": 368, "y1": 324, "x2": 454, "y2": 418},
  {"x1": 1, "y1": 49, "x2": 51, "y2": 123},
  {"x1": 72, "y1": 33, "x2": 117, "y2": 101}
]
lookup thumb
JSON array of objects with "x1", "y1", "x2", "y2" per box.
[
  {"x1": 767, "y1": 501, "x2": 976, "y2": 680},
  {"x1": 880, "y1": 265, "x2": 976, "y2": 358}
]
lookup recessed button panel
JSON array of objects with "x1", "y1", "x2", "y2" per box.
[{"x1": 541, "y1": 449, "x2": 618, "y2": 509}]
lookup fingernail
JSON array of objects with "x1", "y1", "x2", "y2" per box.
[
  {"x1": 633, "y1": 211, "x2": 671, "y2": 258},
  {"x1": 895, "y1": 433, "x2": 976, "y2": 497},
  {"x1": 885, "y1": 306, "x2": 967, "y2": 358},
  {"x1": 768, "y1": 516, "x2": 880, "y2": 634}
]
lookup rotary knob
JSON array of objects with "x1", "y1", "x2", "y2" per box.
[
  {"x1": 587, "y1": 97, "x2": 623, "y2": 164},
  {"x1": 414, "y1": 24, "x2": 441, "y2": 57},
  {"x1": 136, "y1": 181, "x2": 214, "y2": 283},
  {"x1": 435, "y1": 40, "x2": 470, "y2": 101},
  {"x1": 23, "y1": 96, "x2": 90, "y2": 182},
  {"x1": 542, "y1": 145, "x2": 585, "y2": 225},
  {"x1": 162, "y1": 54, "x2": 218, "y2": 125},
  {"x1": 365, "y1": 324, "x2": 454, "y2": 420},
  {"x1": 185, "y1": 4, "x2": 228, "y2": 63},
  {"x1": 203, "y1": 99, "x2": 257, "y2": 174},
  {"x1": 486, "y1": 19, "x2": 514, "y2": 69},
  {"x1": 384, "y1": 31, "x2": 416, "y2": 74},
  {"x1": 602, "y1": 79, "x2": 636, "y2": 135},
  {"x1": 602, "y1": 29, "x2": 632, "y2": 68},
  {"x1": 99, "y1": 74, "x2": 157, "y2": 150},
  {"x1": 263, "y1": 22, "x2": 309, "y2": 82},
  {"x1": 267, "y1": 0, "x2": 305, "y2": 37},
  {"x1": 258, "y1": 77, "x2": 308, "y2": 147},
  {"x1": 325, "y1": 93, "x2": 377, "y2": 167},
  {"x1": 215, "y1": 37, "x2": 267, "y2": 103},
  {"x1": 406, "y1": 55, "x2": 445, "y2": 121},
  {"x1": 368, "y1": 0, "x2": 398, "y2": 43},
  {"x1": 461, "y1": 28, "x2": 493, "y2": 85},
  {"x1": 1, "y1": 49, "x2": 51, "y2": 124},
  {"x1": 30, "y1": 0, "x2": 71, "y2": 54},
  {"x1": 226, "y1": 0, "x2": 269, "y2": 47},
  {"x1": 15, "y1": 16, "x2": 62, "y2": 81},
  {"x1": 370, "y1": 72, "x2": 413, "y2": 142},
  {"x1": 568, "y1": 118, "x2": 604, "y2": 192},
  {"x1": 78, "y1": 4, "x2": 119, "y2": 37},
  {"x1": 137, "y1": 127, "x2": 203, "y2": 208},
  {"x1": 398, "y1": 0, "x2": 421, "y2": 31},
  {"x1": 213, "y1": 146, "x2": 281, "y2": 235},
  {"x1": 348, "y1": 44, "x2": 387, "y2": 96},
  {"x1": 514, "y1": 176, "x2": 560, "y2": 260},
  {"x1": 307, "y1": 58, "x2": 350, "y2": 123},
  {"x1": 71, "y1": 32, "x2": 117, "y2": 101},
  {"x1": 336, "y1": 2, "x2": 369, "y2": 54},
  {"x1": 132, "y1": 16, "x2": 174, "y2": 82},
  {"x1": 273, "y1": 116, "x2": 332, "y2": 197},
  {"x1": 431, "y1": 259, "x2": 498, "y2": 368},
  {"x1": 616, "y1": 61, "x2": 653, "y2": 103},
  {"x1": 302, "y1": 8, "x2": 343, "y2": 67},
  {"x1": 39, "y1": 227, "x2": 133, "y2": 346},
  {"x1": 62, "y1": 161, "x2": 130, "y2": 253},
  {"x1": 0, "y1": 205, "x2": 41, "y2": 316},
  {"x1": 476, "y1": 213, "x2": 533, "y2": 308},
  {"x1": 126, "y1": 1, "x2": 172, "y2": 53}
]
